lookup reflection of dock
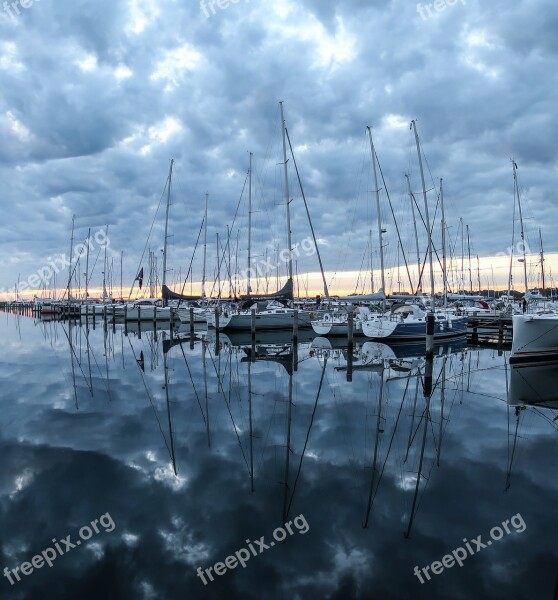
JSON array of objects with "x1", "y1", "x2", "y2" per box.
[{"x1": 468, "y1": 314, "x2": 513, "y2": 342}]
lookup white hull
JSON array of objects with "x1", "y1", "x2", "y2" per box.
[
  {"x1": 209, "y1": 310, "x2": 313, "y2": 330},
  {"x1": 510, "y1": 314, "x2": 558, "y2": 362},
  {"x1": 311, "y1": 319, "x2": 362, "y2": 336},
  {"x1": 176, "y1": 308, "x2": 207, "y2": 324},
  {"x1": 80, "y1": 304, "x2": 116, "y2": 315},
  {"x1": 361, "y1": 314, "x2": 468, "y2": 340}
]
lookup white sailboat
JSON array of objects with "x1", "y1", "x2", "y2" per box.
[
  {"x1": 361, "y1": 122, "x2": 467, "y2": 341},
  {"x1": 122, "y1": 160, "x2": 181, "y2": 321},
  {"x1": 211, "y1": 103, "x2": 317, "y2": 331},
  {"x1": 509, "y1": 161, "x2": 558, "y2": 362}
]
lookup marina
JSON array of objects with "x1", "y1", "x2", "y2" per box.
[{"x1": 1, "y1": 1, "x2": 557, "y2": 598}]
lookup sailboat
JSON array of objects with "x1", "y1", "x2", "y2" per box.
[
  {"x1": 209, "y1": 103, "x2": 320, "y2": 331},
  {"x1": 361, "y1": 121, "x2": 467, "y2": 341},
  {"x1": 510, "y1": 161, "x2": 558, "y2": 362},
  {"x1": 312, "y1": 126, "x2": 387, "y2": 336},
  {"x1": 114, "y1": 160, "x2": 185, "y2": 322}
]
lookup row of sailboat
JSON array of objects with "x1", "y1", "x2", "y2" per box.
[{"x1": 27, "y1": 102, "x2": 558, "y2": 357}]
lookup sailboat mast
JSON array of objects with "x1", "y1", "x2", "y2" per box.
[
  {"x1": 67, "y1": 215, "x2": 75, "y2": 301},
  {"x1": 103, "y1": 225, "x2": 109, "y2": 299},
  {"x1": 440, "y1": 179, "x2": 447, "y2": 307},
  {"x1": 85, "y1": 227, "x2": 91, "y2": 300},
  {"x1": 467, "y1": 224, "x2": 472, "y2": 293},
  {"x1": 460, "y1": 218, "x2": 464, "y2": 292},
  {"x1": 369, "y1": 229, "x2": 374, "y2": 293},
  {"x1": 406, "y1": 174, "x2": 422, "y2": 294},
  {"x1": 513, "y1": 161, "x2": 528, "y2": 294},
  {"x1": 202, "y1": 192, "x2": 208, "y2": 298},
  {"x1": 162, "y1": 158, "x2": 174, "y2": 304},
  {"x1": 367, "y1": 126, "x2": 386, "y2": 311},
  {"x1": 216, "y1": 233, "x2": 221, "y2": 298},
  {"x1": 247, "y1": 152, "x2": 253, "y2": 294},
  {"x1": 279, "y1": 102, "x2": 293, "y2": 283},
  {"x1": 539, "y1": 228, "x2": 546, "y2": 297},
  {"x1": 411, "y1": 120, "x2": 435, "y2": 303}
]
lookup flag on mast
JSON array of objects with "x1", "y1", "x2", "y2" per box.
[{"x1": 135, "y1": 267, "x2": 144, "y2": 289}]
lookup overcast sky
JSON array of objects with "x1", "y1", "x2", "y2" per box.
[{"x1": 1, "y1": 0, "x2": 556, "y2": 298}]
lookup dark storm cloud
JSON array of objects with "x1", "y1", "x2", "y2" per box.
[{"x1": 0, "y1": 0, "x2": 556, "y2": 294}]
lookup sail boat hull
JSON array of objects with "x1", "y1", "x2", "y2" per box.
[
  {"x1": 210, "y1": 309, "x2": 313, "y2": 330},
  {"x1": 362, "y1": 314, "x2": 467, "y2": 341},
  {"x1": 176, "y1": 307, "x2": 207, "y2": 324},
  {"x1": 510, "y1": 314, "x2": 558, "y2": 362},
  {"x1": 311, "y1": 318, "x2": 363, "y2": 336}
]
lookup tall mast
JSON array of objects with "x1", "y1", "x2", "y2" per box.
[
  {"x1": 539, "y1": 228, "x2": 546, "y2": 297},
  {"x1": 102, "y1": 225, "x2": 109, "y2": 299},
  {"x1": 285, "y1": 127, "x2": 330, "y2": 297},
  {"x1": 466, "y1": 224, "x2": 472, "y2": 293},
  {"x1": 279, "y1": 102, "x2": 293, "y2": 282},
  {"x1": 460, "y1": 218, "x2": 464, "y2": 291},
  {"x1": 66, "y1": 215, "x2": 75, "y2": 301},
  {"x1": 85, "y1": 227, "x2": 91, "y2": 300},
  {"x1": 227, "y1": 224, "x2": 232, "y2": 297},
  {"x1": 406, "y1": 174, "x2": 422, "y2": 293},
  {"x1": 216, "y1": 233, "x2": 221, "y2": 298},
  {"x1": 513, "y1": 160, "x2": 528, "y2": 294},
  {"x1": 411, "y1": 120, "x2": 435, "y2": 304},
  {"x1": 440, "y1": 179, "x2": 448, "y2": 307},
  {"x1": 247, "y1": 152, "x2": 253, "y2": 294},
  {"x1": 367, "y1": 126, "x2": 386, "y2": 311},
  {"x1": 162, "y1": 158, "x2": 174, "y2": 304},
  {"x1": 202, "y1": 192, "x2": 208, "y2": 298},
  {"x1": 120, "y1": 251, "x2": 123, "y2": 301},
  {"x1": 369, "y1": 230, "x2": 374, "y2": 293},
  {"x1": 476, "y1": 255, "x2": 481, "y2": 293}
]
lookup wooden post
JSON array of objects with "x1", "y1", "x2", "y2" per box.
[
  {"x1": 293, "y1": 309, "x2": 299, "y2": 344},
  {"x1": 214, "y1": 307, "x2": 220, "y2": 353},
  {"x1": 190, "y1": 307, "x2": 195, "y2": 337},
  {"x1": 426, "y1": 313, "x2": 435, "y2": 358}
]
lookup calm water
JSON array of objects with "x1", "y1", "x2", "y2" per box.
[{"x1": 1, "y1": 312, "x2": 557, "y2": 599}]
